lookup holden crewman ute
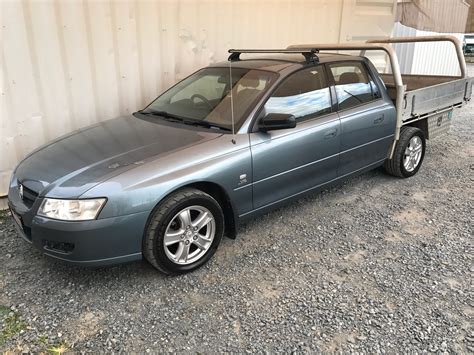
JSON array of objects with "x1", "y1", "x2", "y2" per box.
[{"x1": 8, "y1": 35, "x2": 473, "y2": 274}]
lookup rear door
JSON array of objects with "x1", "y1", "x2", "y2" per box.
[
  {"x1": 328, "y1": 61, "x2": 396, "y2": 176},
  {"x1": 250, "y1": 65, "x2": 340, "y2": 209}
]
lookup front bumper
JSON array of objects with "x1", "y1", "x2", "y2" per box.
[{"x1": 8, "y1": 178, "x2": 149, "y2": 267}]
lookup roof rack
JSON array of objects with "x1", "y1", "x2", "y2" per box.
[{"x1": 228, "y1": 49, "x2": 319, "y2": 63}]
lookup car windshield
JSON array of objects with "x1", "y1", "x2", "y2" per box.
[{"x1": 142, "y1": 67, "x2": 277, "y2": 131}]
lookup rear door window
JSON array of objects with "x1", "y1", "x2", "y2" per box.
[{"x1": 329, "y1": 62, "x2": 380, "y2": 111}]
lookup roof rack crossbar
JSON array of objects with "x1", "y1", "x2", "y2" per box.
[{"x1": 228, "y1": 49, "x2": 319, "y2": 63}]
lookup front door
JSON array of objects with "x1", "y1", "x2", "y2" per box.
[{"x1": 250, "y1": 65, "x2": 340, "y2": 209}]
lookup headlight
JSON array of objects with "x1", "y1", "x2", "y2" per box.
[{"x1": 38, "y1": 198, "x2": 107, "y2": 221}]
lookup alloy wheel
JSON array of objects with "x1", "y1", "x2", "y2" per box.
[
  {"x1": 403, "y1": 136, "x2": 423, "y2": 172},
  {"x1": 163, "y1": 206, "x2": 215, "y2": 265}
]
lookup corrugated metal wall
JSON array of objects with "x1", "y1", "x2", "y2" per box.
[
  {"x1": 0, "y1": 0, "x2": 397, "y2": 196},
  {"x1": 396, "y1": 0, "x2": 471, "y2": 33},
  {"x1": 392, "y1": 22, "x2": 464, "y2": 75}
]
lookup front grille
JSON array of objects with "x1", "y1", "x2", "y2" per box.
[{"x1": 20, "y1": 184, "x2": 39, "y2": 208}]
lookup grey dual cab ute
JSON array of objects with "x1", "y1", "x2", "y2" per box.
[{"x1": 8, "y1": 36, "x2": 472, "y2": 274}]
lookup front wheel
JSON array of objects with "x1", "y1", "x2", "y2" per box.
[
  {"x1": 143, "y1": 188, "x2": 224, "y2": 274},
  {"x1": 384, "y1": 126, "x2": 426, "y2": 178}
]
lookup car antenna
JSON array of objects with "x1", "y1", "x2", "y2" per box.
[{"x1": 229, "y1": 56, "x2": 236, "y2": 144}]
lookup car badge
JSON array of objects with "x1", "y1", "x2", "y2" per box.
[
  {"x1": 19, "y1": 184, "x2": 24, "y2": 200},
  {"x1": 238, "y1": 174, "x2": 248, "y2": 186}
]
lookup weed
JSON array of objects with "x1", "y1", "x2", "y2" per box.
[
  {"x1": 38, "y1": 335, "x2": 49, "y2": 346},
  {"x1": 0, "y1": 305, "x2": 10, "y2": 318},
  {"x1": 0, "y1": 309, "x2": 27, "y2": 346},
  {"x1": 47, "y1": 340, "x2": 70, "y2": 354}
]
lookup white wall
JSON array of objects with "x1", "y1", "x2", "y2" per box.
[
  {"x1": 392, "y1": 22, "x2": 465, "y2": 76},
  {"x1": 0, "y1": 0, "x2": 397, "y2": 196}
]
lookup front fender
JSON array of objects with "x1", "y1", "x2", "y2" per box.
[{"x1": 82, "y1": 134, "x2": 252, "y2": 220}]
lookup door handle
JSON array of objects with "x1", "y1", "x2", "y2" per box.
[
  {"x1": 324, "y1": 129, "x2": 337, "y2": 139},
  {"x1": 374, "y1": 115, "x2": 384, "y2": 124}
]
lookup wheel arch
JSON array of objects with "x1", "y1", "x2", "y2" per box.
[
  {"x1": 186, "y1": 181, "x2": 237, "y2": 239},
  {"x1": 405, "y1": 119, "x2": 428, "y2": 140},
  {"x1": 147, "y1": 181, "x2": 238, "y2": 240}
]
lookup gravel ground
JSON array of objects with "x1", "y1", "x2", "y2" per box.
[{"x1": 1, "y1": 66, "x2": 473, "y2": 353}]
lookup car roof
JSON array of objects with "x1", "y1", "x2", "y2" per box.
[{"x1": 208, "y1": 53, "x2": 363, "y2": 73}]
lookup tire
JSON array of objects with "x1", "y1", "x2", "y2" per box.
[
  {"x1": 143, "y1": 188, "x2": 224, "y2": 275},
  {"x1": 384, "y1": 126, "x2": 426, "y2": 178}
]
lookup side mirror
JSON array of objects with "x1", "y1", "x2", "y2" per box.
[{"x1": 259, "y1": 113, "x2": 296, "y2": 131}]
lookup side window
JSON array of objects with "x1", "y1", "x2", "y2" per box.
[
  {"x1": 329, "y1": 62, "x2": 380, "y2": 111},
  {"x1": 262, "y1": 66, "x2": 332, "y2": 122}
]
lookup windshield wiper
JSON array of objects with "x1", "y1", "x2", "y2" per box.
[
  {"x1": 139, "y1": 110, "x2": 230, "y2": 131},
  {"x1": 183, "y1": 120, "x2": 231, "y2": 131},
  {"x1": 139, "y1": 110, "x2": 187, "y2": 122},
  {"x1": 343, "y1": 90, "x2": 363, "y2": 103}
]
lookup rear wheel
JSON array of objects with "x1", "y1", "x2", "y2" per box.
[
  {"x1": 143, "y1": 188, "x2": 224, "y2": 274},
  {"x1": 384, "y1": 126, "x2": 426, "y2": 178}
]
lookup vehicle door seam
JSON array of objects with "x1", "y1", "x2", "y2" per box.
[{"x1": 249, "y1": 134, "x2": 393, "y2": 187}]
